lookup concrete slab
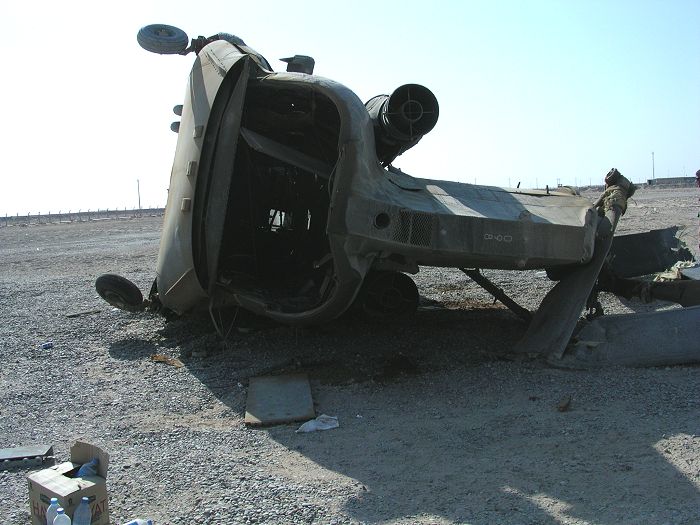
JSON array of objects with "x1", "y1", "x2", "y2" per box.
[{"x1": 245, "y1": 373, "x2": 315, "y2": 426}]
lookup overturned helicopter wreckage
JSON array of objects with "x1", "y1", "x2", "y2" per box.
[{"x1": 96, "y1": 24, "x2": 700, "y2": 368}]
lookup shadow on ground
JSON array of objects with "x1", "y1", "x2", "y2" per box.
[
  {"x1": 109, "y1": 338, "x2": 159, "y2": 360},
  {"x1": 147, "y1": 304, "x2": 700, "y2": 524},
  {"x1": 160, "y1": 303, "x2": 525, "y2": 386}
]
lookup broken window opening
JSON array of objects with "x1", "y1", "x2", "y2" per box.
[{"x1": 216, "y1": 84, "x2": 341, "y2": 313}]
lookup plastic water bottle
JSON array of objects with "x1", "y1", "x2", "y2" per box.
[
  {"x1": 53, "y1": 508, "x2": 71, "y2": 525},
  {"x1": 122, "y1": 520, "x2": 153, "y2": 525},
  {"x1": 46, "y1": 497, "x2": 60, "y2": 525},
  {"x1": 73, "y1": 497, "x2": 91, "y2": 525}
]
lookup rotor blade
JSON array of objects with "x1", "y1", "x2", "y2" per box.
[
  {"x1": 513, "y1": 207, "x2": 620, "y2": 358},
  {"x1": 549, "y1": 306, "x2": 700, "y2": 368}
]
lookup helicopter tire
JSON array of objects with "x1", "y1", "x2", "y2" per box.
[
  {"x1": 95, "y1": 274, "x2": 144, "y2": 312},
  {"x1": 137, "y1": 24, "x2": 189, "y2": 55},
  {"x1": 354, "y1": 271, "x2": 419, "y2": 319}
]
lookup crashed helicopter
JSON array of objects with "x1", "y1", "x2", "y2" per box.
[{"x1": 96, "y1": 24, "x2": 700, "y2": 367}]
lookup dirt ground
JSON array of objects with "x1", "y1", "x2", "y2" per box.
[{"x1": 0, "y1": 186, "x2": 698, "y2": 524}]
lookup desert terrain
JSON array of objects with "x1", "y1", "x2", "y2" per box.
[{"x1": 0, "y1": 186, "x2": 698, "y2": 524}]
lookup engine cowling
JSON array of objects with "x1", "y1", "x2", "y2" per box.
[{"x1": 365, "y1": 84, "x2": 439, "y2": 165}]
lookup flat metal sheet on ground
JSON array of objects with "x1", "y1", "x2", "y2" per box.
[
  {"x1": 0, "y1": 445, "x2": 53, "y2": 470},
  {"x1": 0, "y1": 445, "x2": 52, "y2": 461},
  {"x1": 245, "y1": 373, "x2": 315, "y2": 426}
]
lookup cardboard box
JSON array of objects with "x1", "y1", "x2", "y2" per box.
[{"x1": 27, "y1": 441, "x2": 109, "y2": 525}]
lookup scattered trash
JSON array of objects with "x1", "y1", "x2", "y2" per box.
[
  {"x1": 46, "y1": 497, "x2": 59, "y2": 525},
  {"x1": 27, "y1": 441, "x2": 110, "y2": 525},
  {"x1": 66, "y1": 309, "x2": 102, "y2": 319},
  {"x1": 296, "y1": 414, "x2": 340, "y2": 433},
  {"x1": 150, "y1": 354, "x2": 184, "y2": 368},
  {"x1": 0, "y1": 444, "x2": 53, "y2": 471},
  {"x1": 53, "y1": 508, "x2": 71, "y2": 525},
  {"x1": 73, "y1": 496, "x2": 92, "y2": 525},
  {"x1": 557, "y1": 395, "x2": 572, "y2": 412},
  {"x1": 40, "y1": 342, "x2": 54, "y2": 350},
  {"x1": 122, "y1": 520, "x2": 153, "y2": 525}
]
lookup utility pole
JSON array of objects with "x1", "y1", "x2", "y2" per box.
[
  {"x1": 652, "y1": 151, "x2": 655, "y2": 180},
  {"x1": 137, "y1": 179, "x2": 142, "y2": 216}
]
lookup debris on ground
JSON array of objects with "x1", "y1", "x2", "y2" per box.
[
  {"x1": 149, "y1": 354, "x2": 184, "y2": 368},
  {"x1": 296, "y1": 414, "x2": 340, "y2": 433},
  {"x1": 66, "y1": 309, "x2": 102, "y2": 318},
  {"x1": 0, "y1": 445, "x2": 53, "y2": 471},
  {"x1": 557, "y1": 395, "x2": 572, "y2": 412},
  {"x1": 27, "y1": 441, "x2": 110, "y2": 525},
  {"x1": 654, "y1": 261, "x2": 699, "y2": 281},
  {"x1": 245, "y1": 374, "x2": 315, "y2": 426},
  {"x1": 553, "y1": 306, "x2": 700, "y2": 368}
]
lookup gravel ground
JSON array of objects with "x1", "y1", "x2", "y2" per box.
[{"x1": 0, "y1": 186, "x2": 699, "y2": 525}]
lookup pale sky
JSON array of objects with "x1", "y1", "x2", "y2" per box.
[{"x1": 2, "y1": 0, "x2": 698, "y2": 216}]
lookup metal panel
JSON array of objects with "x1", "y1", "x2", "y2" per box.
[{"x1": 244, "y1": 374, "x2": 315, "y2": 426}]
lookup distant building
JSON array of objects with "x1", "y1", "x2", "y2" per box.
[{"x1": 646, "y1": 176, "x2": 697, "y2": 187}]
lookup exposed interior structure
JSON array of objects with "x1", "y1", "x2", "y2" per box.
[{"x1": 216, "y1": 83, "x2": 341, "y2": 313}]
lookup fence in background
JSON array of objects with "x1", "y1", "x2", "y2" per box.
[
  {"x1": 1, "y1": 208, "x2": 165, "y2": 228},
  {"x1": 3, "y1": 179, "x2": 687, "y2": 228}
]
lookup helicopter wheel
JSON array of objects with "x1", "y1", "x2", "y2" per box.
[
  {"x1": 137, "y1": 24, "x2": 189, "y2": 54},
  {"x1": 355, "y1": 271, "x2": 419, "y2": 319},
  {"x1": 95, "y1": 274, "x2": 144, "y2": 312}
]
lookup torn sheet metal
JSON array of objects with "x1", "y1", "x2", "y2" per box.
[
  {"x1": 550, "y1": 306, "x2": 700, "y2": 369},
  {"x1": 608, "y1": 227, "x2": 693, "y2": 278}
]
